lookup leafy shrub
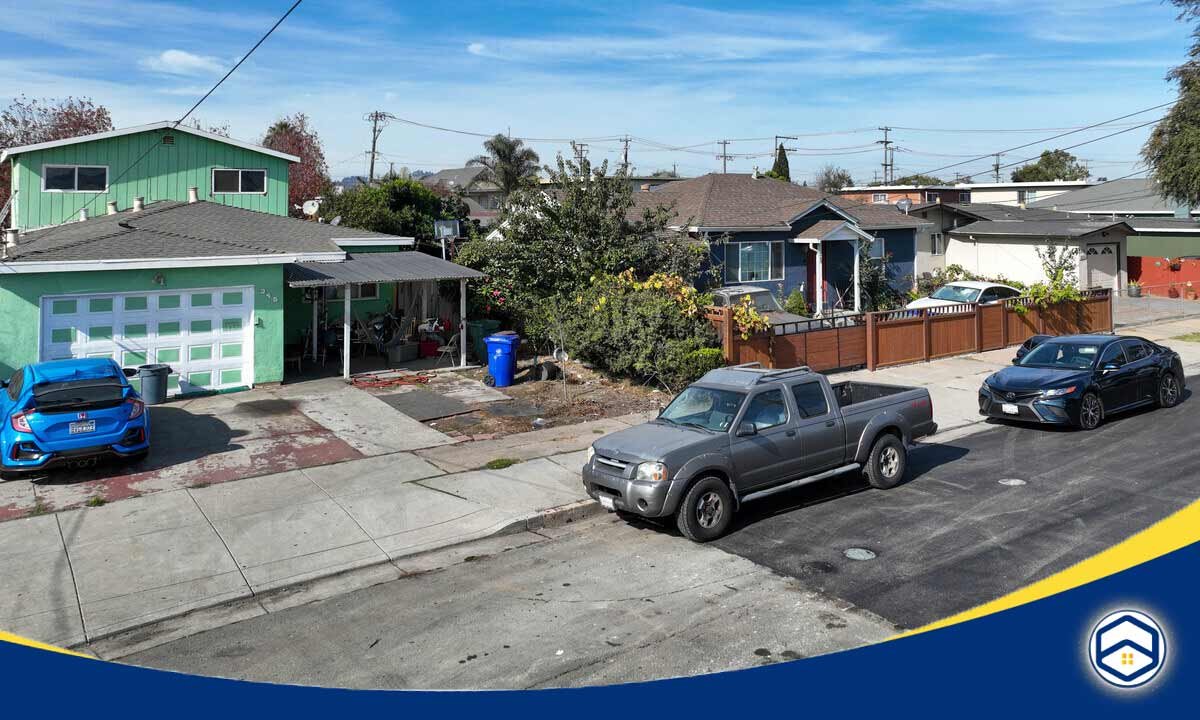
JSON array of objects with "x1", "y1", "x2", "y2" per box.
[
  {"x1": 730, "y1": 295, "x2": 771, "y2": 339},
  {"x1": 659, "y1": 339, "x2": 725, "y2": 390},
  {"x1": 784, "y1": 289, "x2": 810, "y2": 316}
]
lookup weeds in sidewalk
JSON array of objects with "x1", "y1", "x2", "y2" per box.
[
  {"x1": 485, "y1": 458, "x2": 521, "y2": 470},
  {"x1": 1172, "y1": 332, "x2": 1200, "y2": 343},
  {"x1": 85, "y1": 496, "x2": 106, "y2": 508},
  {"x1": 29, "y1": 497, "x2": 49, "y2": 516}
]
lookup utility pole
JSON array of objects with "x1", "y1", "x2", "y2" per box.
[
  {"x1": 876, "y1": 127, "x2": 894, "y2": 185},
  {"x1": 620, "y1": 135, "x2": 631, "y2": 175},
  {"x1": 992, "y1": 153, "x2": 1002, "y2": 183},
  {"x1": 717, "y1": 140, "x2": 732, "y2": 174},
  {"x1": 364, "y1": 111, "x2": 396, "y2": 182},
  {"x1": 571, "y1": 141, "x2": 589, "y2": 167}
]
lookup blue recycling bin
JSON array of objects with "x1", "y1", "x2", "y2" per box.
[{"x1": 484, "y1": 332, "x2": 521, "y2": 388}]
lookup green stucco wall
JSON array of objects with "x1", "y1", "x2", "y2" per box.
[
  {"x1": 10, "y1": 128, "x2": 290, "y2": 230},
  {"x1": 282, "y1": 247, "x2": 404, "y2": 345},
  {"x1": 0, "y1": 265, "x2": 285, "y2": 384}
]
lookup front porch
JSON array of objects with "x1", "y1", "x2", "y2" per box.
[
  {"x1": 797, "y1": 220, "x2": 872, "y2": 316},
  {"x1": 283, "y1": 251, "x2": 485, "y2": 382}
]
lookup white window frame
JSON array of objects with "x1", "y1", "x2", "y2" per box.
[
  {"x1": 327, "y1": 283, "x2": 380, "y2": 301},
  {"x1": 41, "y1": 164, "x2": 109, "y2": 193},
  {"x1": 871, "y1": 192, "x2": 888, "y2": 204},
  {"x1": 869, "y1": 236, "x2": 886, "y2": 261},
  {"x1": 726, "y1": 241, "x2": 784, "y2": 283},
  {"x1": 211, "y1": 168, "x2": 268, "y2": 195},
  {"x1": 930, "y1": 232, "x2": 945, "y2": 256},
  {"x1": 925, "y1": 192, "x2": 938, "y2": 203}
]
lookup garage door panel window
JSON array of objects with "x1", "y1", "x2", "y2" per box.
[
  {"x1": 221, "y1": 369, "x2": 243, "y2": 385},
  {"x1": 222, "y1": 318, "x2": 242, "y2": 332},
  {"x1": 123, "y1": 351, "x2": 148, "y2": 367},
  {"x1": 89, "y1": 298, "x2": 113, "y2": 313},
  {"x1": 124, "y1": 296, "x2": 148, "y2": 312},
  {"x1": 89, "y1": 326, "x2": 113, "y2": 341},
  {"x1": 221, "y1": 343, "x2": 242, "y2": 359},
  {"x1": 189, "y1": 372, "x2": 212, "y2": 388},
  {"x1": 158, "y1": 321, "x2": 181, "y2": 337},
  {"x1": 51, "y1": 328, "x2": 75, "y2": 344},
  {"x1": 157, "y1": 348, "x2": 180, "y2": 364},
  {"x1": 222, "y1": 292, "x2": 244, "y2": 306},
  {"x1": 125, "y1": 324, "x2": 148, "y2": 339},
  {"x1": 52, "y1": 300, "x2": 76, "y2": 315},
  {"x1": 190, "y1": 346, "x2": 213, "y2": 362},
  {"x1": 191, "y1": 320, "x2": 212, "y2": 334},
  {"x1": 191, "y1": 293, "x2": 213, "y2": 308},
  {"x1": 158, "y1": 295, "x2": 181, "y2": 310}
]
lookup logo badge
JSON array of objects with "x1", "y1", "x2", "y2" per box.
[
  {"x1": 76, "y1": 411, "x2": 88, "y2": 420},
  {"x1": 1005, "y1": 392, "x2": 1015, "y2": 401},
  {"x1": 1088, "y1": 610, "x2": 1166, "y2": 688}
]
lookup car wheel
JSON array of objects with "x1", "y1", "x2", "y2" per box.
[
  {"x1": 1077, "y1": 392, "x2": 1103, "y2": 430},
  {"x1": 1157, "y1": 372, "x2": 1181, "y2": 409},
  {"x1": 865, "y1": 433, "x2": 907, "y2": 489},
  {"x1": 675, "y1": 476, "x2": 733, "y2": 542}
]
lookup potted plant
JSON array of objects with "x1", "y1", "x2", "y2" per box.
[
  {"x1": 1169, "y1": 284, "x2": 1180, "y2": 298},
  {"x1": 1189, "y1": 281, "x2": 1198, "y2": 301},
  {"x1": 1128, "y1": 280, "x2": 1143, "y2": 298}
]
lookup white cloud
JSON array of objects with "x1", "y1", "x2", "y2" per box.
[
  {"x1": 467, "y1": 42, "x2": 489, "y2": 57},
  {"x1": 139, "y1": 49, "x2": 225, "y2": 76}
]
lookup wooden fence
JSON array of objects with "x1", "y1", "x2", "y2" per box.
[{"x1": 706, "y1": 289, "x2": 1113, "y2": 372}]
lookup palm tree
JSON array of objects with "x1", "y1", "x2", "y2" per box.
[{"x1": 468, "y1": 134, "x2": 541, "y2": 199}]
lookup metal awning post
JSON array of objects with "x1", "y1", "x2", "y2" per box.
[
  {"x1": 342, "y1": 284, "x2": 351, "y2": 381},
  {"x1": 311, "y1": 294, "x2": 319, "y2": 360},
  {"x1": 459, "y1": 279, "x2": 468, "y2": 368},
  {"x1": 815, "y1": 242, "x2": 825, "y2": 316},
  {"x1": 853, "y1": 240, "x2": 861, "y2": 313}
]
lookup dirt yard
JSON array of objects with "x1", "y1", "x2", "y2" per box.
[{"x1": 430, "y1": 359, "x2": 663, "y2": 438}]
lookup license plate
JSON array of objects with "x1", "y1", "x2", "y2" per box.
[
  {"x1": 69, "y1": 420, "x2": 96, "y2": 435},
  {"x1": 1001, "y1": 403, "x2": 1019, "y2": 415},
  {"x1": 597, "y1": 495, "x2": 615, "y2": 511}
]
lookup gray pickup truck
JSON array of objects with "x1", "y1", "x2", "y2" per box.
[{"x1": 582, "y1": 364, "x2": 937, "y2": 541}]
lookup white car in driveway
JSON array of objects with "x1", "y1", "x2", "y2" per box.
[{"x1": 906, "y1": 281, "x2": 1022, "y2": 310}]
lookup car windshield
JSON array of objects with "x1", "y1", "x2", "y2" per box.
[
  {"x1": 659, "y1": 386, "x2": 746, "y2": 432},
  {"x1": 727, "y1": 291, "x2": 782, "y2": 313},
  {"x1": 929, "y1": 285, "x2": 981, "y2": 303},
  {"x1": 1019, "y1": 342, "x2": 1099, "y2": 370}
]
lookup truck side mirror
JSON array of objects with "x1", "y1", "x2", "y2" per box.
[
  {"x1": 735, "y1": 421, "x2": 758, "y2": 437},
  {"x1": 1011, "y1": 357, "x2": 1020, "y2": 365}
]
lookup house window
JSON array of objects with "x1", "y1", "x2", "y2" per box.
[
  {"x1": 930, "y1": 232, "x2": 945, "y2": 256},
  {"x1": 328, "y1": 284, "x2": 379, "y2": 301},
  {"x1": 42, "y1": 165, "x2": 108, "y2": 192},
  {"x1": 871, "y1": 193, "x2": 888, "y2": 204},
  {"x1": 1018, "y1": 189, "x2": 1038, "y2": 204},
  {"x1": 869, "y1": 236, "x2": 886, "y2": 260},
  {"x1": 958, "y1": 191, "x2": 970, "y2": 203},
  {"x1": 725, "y1": 241, "x2": 784, "y2": 283},
  {"x1": 925, "y1": 192, "x2": 938, "y2": 203},
  {"x1": 212, "y1": 168, "x2": 267, "y2": 194}
]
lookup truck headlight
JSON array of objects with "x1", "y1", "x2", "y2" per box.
[
  {"x1": 587, "y1": 446, "x2": 595, "y2": 463},
  {"x1": 635, "y1": 461, "x2": 667, "y2": 482},
  {"x1": 1041, "y1": 386, "x2": 1077, "y2": 397}
]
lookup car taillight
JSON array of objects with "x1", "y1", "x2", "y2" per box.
[
  {"x1": 126, "y1": 398, "x2": 145, "y2": 420},
  {"x1": 10, "y1": 411, "x2": 32, "y2": 433}
]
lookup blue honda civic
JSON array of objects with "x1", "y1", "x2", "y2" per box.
[{"x1": 0, "y1": 358, "x2": 150, "y2": 478}]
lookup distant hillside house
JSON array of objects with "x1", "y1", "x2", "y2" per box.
[{"x1": 419, "y1": 167, "x2": 503, "y2": 227}]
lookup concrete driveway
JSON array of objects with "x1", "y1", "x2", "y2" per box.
[{"x1": 0, "y1": 377, "x2": 453, "y2": 522}]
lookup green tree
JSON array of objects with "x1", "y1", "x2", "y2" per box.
[
  {"x1": 893, "y1": 173, "x2": 944, "y2": 185},
  {"x1": 1143, "y1": 1, "x2": 1200, "y2": 206},
  {"x1": 320, "y1": 177, "x2": 468, "y2": 240},
  {"x1": 467, "y1": 133, "x2": 540, "y2": 199},
  {"x1": 815, "y1": 164, "x2": 854, "y2": 192},
  {"x1": 455, "y1": 157, "x2": 711, "y2": 339},
  {"x1": 1010, "y1": 150, "x2": 1089, "y2": 182},
  {"x1": 770, "y1": 143, "x2": 791, "y2": 182}
]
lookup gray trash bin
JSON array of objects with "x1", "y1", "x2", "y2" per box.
[{"x1": 137, "y1": 364, "x2": 172, "y2": 405}]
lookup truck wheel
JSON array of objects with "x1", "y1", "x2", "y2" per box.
[
  {"x1": 865, "y1": 434, "x2": 907, "y2": 489},
  {"x1": 676, "y1": 476, "x2": 733, "y2": 542}
]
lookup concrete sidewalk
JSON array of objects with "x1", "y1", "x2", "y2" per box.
[{"x1": 0, "y1": 414, "x2": 652, "y2": 649}]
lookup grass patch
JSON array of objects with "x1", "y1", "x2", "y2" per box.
[
  {"x1": 485, "y1": 458, "x2": 521, "y2": 470},
  {"x1": 29, "y1": 498, "x2": 49, "y2": 516},
  {"x1": 190, "y1": 482, "x2": 210, "y2": 490},
  {"x1": 1172, "y1": 332, "x2": 1200, "y2": 343},
  {"x1": 85, "y1": 496, "x2": 106, "y2": 508},
  {"x1": 592, "y1": 428, "x2": 605, "y2": 434}
]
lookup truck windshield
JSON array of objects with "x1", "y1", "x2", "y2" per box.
[
  {"x1": 660, "y1": 386, "x2": 746, "y2": 432},
  {"x1": 1019, "y1": 342, "x2": 1099, "y2": 370}
]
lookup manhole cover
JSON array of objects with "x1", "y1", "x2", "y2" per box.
[
  {"x1": 998, "y1": 478, "x2": 1027, "y2": 486},
  {"x1": 844, "y1": 548, "x2": 877, "y2": 561}
]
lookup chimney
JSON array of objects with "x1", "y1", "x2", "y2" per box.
[
  {"x1": 187, "y1": 186, "x2": 199, "y2": 204},
  {"x1": 132, "y1": 197, "x2": 145, "y2": 212},
  {"x1": 106, "y1": 200, "x2": 119, "y2": 215},
  {"x1": 78, "y1": 208, "x2": 88, "y2": 222},
  {"x1": 640, "y1": 183, "x2": 651, "y2": 192},
  {"x1": 3, "y1": 228, "x2": 18, "y2": 255}
]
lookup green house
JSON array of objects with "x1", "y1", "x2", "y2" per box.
[{"x1": 1, "y1": 124, "x2": 481, "y2": 396}]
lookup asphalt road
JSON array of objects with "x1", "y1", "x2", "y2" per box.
[
  {"x1": 715, "y1": 378, "x2": 1200, "y2": 629},
  {"x1": 121, "y1": 518, "x2": 896, "y2": 689},
  {"x1": 120, "y1": 379, "x2": 1200, "y2": 688}
]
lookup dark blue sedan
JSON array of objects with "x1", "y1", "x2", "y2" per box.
[
  {"x1": 1, "y1": 358, "x2": 150, "y2": 478},
  {"x1": 980, "y1": 334, "x2": 1185, "y2": 430}
]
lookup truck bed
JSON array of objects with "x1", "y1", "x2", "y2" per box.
[{"x1": 831, "y1": 381, "x2": 915, "y2": 408}]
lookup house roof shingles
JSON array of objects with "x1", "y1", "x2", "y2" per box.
[
  {"x1": 912, "y1": 201, "x2": 1072, "y2": 222},
  {"x1": 3, "y1": 201, "x2": 405, "y2": 263},
  {"x1": 1027, "y1": 178, "x2": 1176, "y2": 214},
  {"x1": 634, "y1": 173, "x2": 929, "y2": 231},
  {"x1": 948, "y1": 219, "x2": 1133, "y2": 238}
]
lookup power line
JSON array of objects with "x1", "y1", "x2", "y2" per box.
[{"x1": 33, "y1": 0, "x2": 304, "y2": 236}]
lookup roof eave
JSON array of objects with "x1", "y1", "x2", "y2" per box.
[{"x1": 0, "y1": 121, "x2": 301, "y2": 163}]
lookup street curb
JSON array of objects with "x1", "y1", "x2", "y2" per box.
[{"x1": 79, "y1": 498, "x2": 604, "y2": 657}]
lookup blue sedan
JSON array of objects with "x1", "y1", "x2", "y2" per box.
[{"x1": 0, "y1": 358, "x2": 150, "y2": 478}]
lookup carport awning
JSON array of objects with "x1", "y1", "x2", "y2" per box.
[{"x1": 284, "y1": 251, "x2": 484, "y2": 287}]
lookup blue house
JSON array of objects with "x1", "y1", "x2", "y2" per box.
[{"x1": 637, "y1": 173, "x2": 930, "y2": 312}]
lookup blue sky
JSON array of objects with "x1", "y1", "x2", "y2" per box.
[{"x1": 0, "y1": 0, "x2": 1190, "y2": 184}]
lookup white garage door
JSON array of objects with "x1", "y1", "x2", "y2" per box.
[
  {"x1": 39, "y1": 287, "x2": 255, "y2": 396},
  {"x1": 1086, "y1": 245, "x2": 1118, "y2": 290}
]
